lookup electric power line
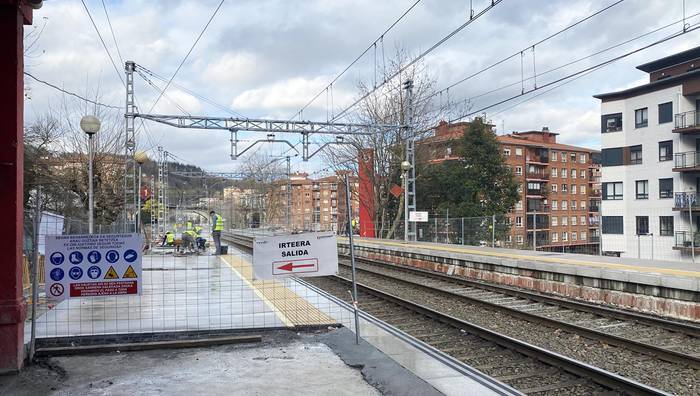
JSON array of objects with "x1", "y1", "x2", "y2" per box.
[
  {"x1": 80, "y1": 0, "x2": 124, "y2": 87},
  {"x1": 24, "y1": 72, "x2": 123, "y2": 110},
  {"x1": 331, "y1": 0, "x2": 503, "y2": 122},
  {"x1": 148, "y1": 0, "x2": 226, "y2": 114},
  {"x1": 101, "y1": 0, "x2": 124, "y2": 67},
  {"x1": 289, "y1": 0, "x2": 423, "y2": 121}
]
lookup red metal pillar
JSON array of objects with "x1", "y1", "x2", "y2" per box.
[{"x1": 0, "y1": 0, "x2": 34, "y2": 373}]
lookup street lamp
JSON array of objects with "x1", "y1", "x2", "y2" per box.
[
  {"x1": 134, "y1": 151, "x2": 149, "y2": 234},
  {"x1": 401, "y1": 160, "x2": 412, "y2": 242},
  {"x1": 80, "y1": 115, "x2": 101, "y2": 234}
]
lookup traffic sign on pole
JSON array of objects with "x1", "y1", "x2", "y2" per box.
[{"x1": 252, "y1": 232, "x2": 338, "y2": 280}]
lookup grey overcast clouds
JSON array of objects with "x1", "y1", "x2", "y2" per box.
[{"x1": 24, "y1": 0, "x2": 700, "y2": 173}]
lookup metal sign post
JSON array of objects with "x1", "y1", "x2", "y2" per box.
[
  {"x1": 29, "y1": 187, "x2": 42, "y2": 362},
  {"x1": 345, "y1": 173, "x2": 361, "y2": 345}
]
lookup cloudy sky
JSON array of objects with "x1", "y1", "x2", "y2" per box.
[{"x1": 24, "y1": 0, "x2": 700, "y2": 174}]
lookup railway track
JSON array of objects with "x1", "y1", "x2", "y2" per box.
[
  {"x1": 306, "y1": 275, "x2": 668, "y2": 395},
  {"x1": 338, "y1": 257, "x2": 700, "y2": 370}
]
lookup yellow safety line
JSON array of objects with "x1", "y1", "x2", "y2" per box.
[
  {"x1": 342, "y1": 238, "x2": 700, "y2": 278},
  {"x1": 219, "y1": 255, "x2": 295, "y2": 327}
]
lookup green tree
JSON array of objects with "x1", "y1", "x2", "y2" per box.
[{"x1": 417, "y1": 118, "x2": 519, "y2": 218}]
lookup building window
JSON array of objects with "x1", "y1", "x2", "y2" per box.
[
  {"x1": 635, "y1": 180, "x2": 648, "y2": 199},
  {"x1": 581, "y1": 232, "x2": 587, "y2": 240},
  {"x1": 602, "y1": 182, "x2": 623, "y2": 200},
  {"x1": 602, "y1": 216, "x2": 624, "y2": 234},
  {"x1": 570, "y1": 153, "x2": 576, "y2": 162},
  {"x1": 580, "y1": 215, "x2": 586, "y2": 224},
  {"x1": 516, "y1": 201, "x2": 523, "y2": 210},
  {"x1": 635, "y1": 108, "x2": 648, "y2": 128},
  {"x1": 636, "y1": 216, "x2": 649, "y2": 235},
  {"x1": 445, "y1": 147, "x2": 452, "y2": 157},
  {"x1": 515, "y1": 166, "x2": 523, "y2": 175},
  {"x1": 517, "y1": 235, "x2": 524, "y2": 244},
  {"x1": 551, "y1": 168, "x2": 558, "y2": 177},
  {"x1": 580, "y1": 185, "x2": 586, "y2": 194},
  {"x1": 572, "y1": 169, "x2": 577, "y2": 179},
  {"x1": 572, "y1": 216, "x2": 577, "y2": 226},
  {"x1": 551, "y1": 184, "x2": 558, "y2": 193},
  {"x1": 562, "y1": 232, "x2": 568, "y2": 241},
  {"x1": 507, "y1": 235, "x2": 512, "y2": 243},
  {"x1": 515, "y1": 147, "x2": 523, "y2": 156},
  {"x1": 551, "y1": 232, "x2": 558, "y2": 242},
  {"x1": 579, "y1": 153, "x2": 586, "y2": 164},
  {"x1": 659, "y1": 178, "x2": 673, "y2": 199},
  {"x1": 552, "y1": 200, "x2": 558, "y2": 210},
  {"x1": 658, "y1": 102, "x2": 673, "y2": 124},
  {"x1": 552, "y1": 216, "x2": 558, "y2": 226},
  {"x1": 601, "y1": 147, "x2": 623, "y2": 167},
  {"x1": 572, "y1": 185, "x2": 577, "y2": 194},
  {"x1": 562, "y1": 200, "x2": 568, "y2": 210},
  {"x1": 562, "y1": 168, "x2": 568, "y2": 178},
  {"x1": 659, "y1": 216, "x2": 674, "y2": 236},
  {"x1": 658, "y1": 140, "x2": 672, "y2": 161},
  {"x1": 562, "y1": 216, "x2": 568, "y2": 226},
  {"x1": 515, "y1": 216, "x2": 523, "y2": 227},
  {"x1": 601, "y1": 113, "x2": 622, "y2": 132},
  {"x1": 630, "y1": 145, "x2": 642, "y2": 165},
  {"x1": 561, "y1": 152, "x2": 567, "y2": 163},
  {"x1": 572, "y1": 200, "x2": 577, "y2": 210},
  {"x1": 580, "y1": 202, "x2": 586, "y2": 210},
  {"x1": 503, "y1": 147, "x2": 511, "y2": 156},
  {"x1": 572, "y1": 232, "x2": 577, "y2": 241},
  {"x1": 580, "y1": 170, "x2": 586, "y2": 179},
  {"x1": 562, "y1": 184, "x2": 568, "y2": 194},
  {"x1": 551, "y1": 151, "x2": 558, "y2": 161}
]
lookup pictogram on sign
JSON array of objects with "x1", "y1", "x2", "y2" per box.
[
  {"x1": 49, "y1": 283, "x2": 64, "y2": 297},
  {"x1": 104, "y1": 266, "x2": 119, "y2": 279},
  {"x1": 272, "y1": 258, "x2": 319, "y2": 275},
  {"x1": 122, "y1": 265, "x2": 138, "y2": 279}
]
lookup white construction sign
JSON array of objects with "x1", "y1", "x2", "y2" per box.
[
  {"x1": 252, "y1": 232, "x2": 338, "y2": 280},
  {"x1": 45, "y1": 233, "x2": 142, "y2": 300}
]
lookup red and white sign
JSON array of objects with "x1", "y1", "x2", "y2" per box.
[
  {"x1": 252, "y1": 232, "x2": 338, "y2": 280},
  {"x1": 272, "y1": 258, "x2": 319, "y2": 275}
]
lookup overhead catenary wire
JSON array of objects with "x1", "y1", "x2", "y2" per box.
[
  {"x1": 147, "y1": 0, "x2": 226, "y2": 114},
  {"x1": 331, "y1": 0, "x2": 503, "y2": 122},
  {"x1": 101, "y1": 0, "x2": 124, "y2": 67},
  {"x1": 80, "y1": 0, "x2": 124, "y2": 87},
  {"x1": 290, "y1": 0, "x2": 423, "y2": 121},
  {"x1": 449, "y1": 22, "x2": 700, "y2": 124}
]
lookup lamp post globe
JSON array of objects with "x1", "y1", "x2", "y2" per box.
[
  {"x1": 80, "y1": 115, "x2": 101, "y2": 136},
  {"x1": 400, "y1": 161, "x2": 411, "y2": 172},
  {"x1": 134, "y1": 151, "x2": 149, "y2": 165}
]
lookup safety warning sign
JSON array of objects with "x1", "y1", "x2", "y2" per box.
[
  {"x1": 252, "y1": 232, "x2": 337, "y2": 280},
  {"x1": 45, "y1": 233, "x2": 142, "y2": 300}
]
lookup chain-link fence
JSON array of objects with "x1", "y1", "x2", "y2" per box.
[{"x1": 22, "y1": 194, "x2": 351, "y2": 351}]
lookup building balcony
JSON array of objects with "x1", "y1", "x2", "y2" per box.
[
  {"x1": 589, "y1": 235, "x2": 601, "y2": 243},
  {"x1": 525, "y1": 171, "x2": 549, "y2": 181},
  {"x1": 673, "y1": 192, "x2": 700, "y2": 211},
  {"x1": 673, "y1": 110, "x2": 700, "y2": 134},
  {"x1": 673, "y1": 151, "x2": 700, "y2": 172},
  {"x1": 526, "y1": 189, "x2": 546, "y2": 197},
  {"x1": 526, "y1": 204, "x2": 549, "y2": 213},
  {"x1": 673, "y1": 231, "x2": 700, "y2": 252},
  {"x1": 588, "y1": 205, "x2": 600, "y2": 212},
  {"x1": 525, "y1": 156, "x2": 549, "y2": 165}
]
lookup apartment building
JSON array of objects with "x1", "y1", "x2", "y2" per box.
[
  {"x1": 420, "y1": 121, "x2": 601, "y2": 253},
  {"x1": 268, "y1": 172, "x2": 359, "y2": 232},
  {"x1": 595, "y1": 46, "x2": 700, "y2": 261}
]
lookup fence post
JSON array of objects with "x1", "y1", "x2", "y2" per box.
[
  {"x1": 492, "y1": 214, "x2": 496, "y2": 248},
  {"x1": 29, "y1": 187, "x2": 42, "y2": 363},
  {"x1": 445, "y1": 209, "x2": 449, "y2": 244},
  {"x1": 461, "y1": 218, "x2": 464, "y2": 245},
  {"x1": 434, "y1": 216, "x2": 438, "y2": 243}
]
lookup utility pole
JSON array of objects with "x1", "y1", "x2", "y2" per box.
[
  {"x1": 286, "y1": 156, "x2": 291, "y2": 230},
  {"x1": 403, "y1": 79, "x2": 417, "y2": 242},
  {"x1": 124, "y1": 61, "x2": 137, "y2": 232}
]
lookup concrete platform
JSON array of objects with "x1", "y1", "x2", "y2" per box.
[
  {"x1": 339, "y1": 238, "x2": 700, "y2": 321},
  {"x1": 2, "y1": 329, "x2": 443, "y2": 396}
]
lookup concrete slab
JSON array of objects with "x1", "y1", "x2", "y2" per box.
[{"x1": 4, "y1": 329, "x2": 438, "y2": 396}]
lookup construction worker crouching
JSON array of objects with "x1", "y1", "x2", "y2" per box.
[
  {"x1": 194, "y1": 226, "x2": 206, "y2": 251},
  {"x1": 182, "y1": 229, "x2": 196, "y2": 253},
  {"x1": 162, "y1": 231, "x2": 175, "y2": 247}
]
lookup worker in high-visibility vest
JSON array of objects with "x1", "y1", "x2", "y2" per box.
[
  {"x1": 210, "y1": 210, "x2": 224, "y2": 255},
  {"x1": 194, "y1": 226, "x2": 206, "y2": 251},
  {"x1": 186, "y1": 221, "x2": 193, "y2": 230},
  {"x1": 182, "y1": 229, "x2": 196, "y2": 252},
  {"x1": 161, "y1": 231, "x2": 175, "y2": 247}
]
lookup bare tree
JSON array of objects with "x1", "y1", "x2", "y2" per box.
[{"x1": 322, "y1": 47, "x2": 439, "y2": 238}]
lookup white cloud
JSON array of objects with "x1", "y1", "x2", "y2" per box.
[{"x1": 203, "y1": 52, "x2": 261, "y2": 86}]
